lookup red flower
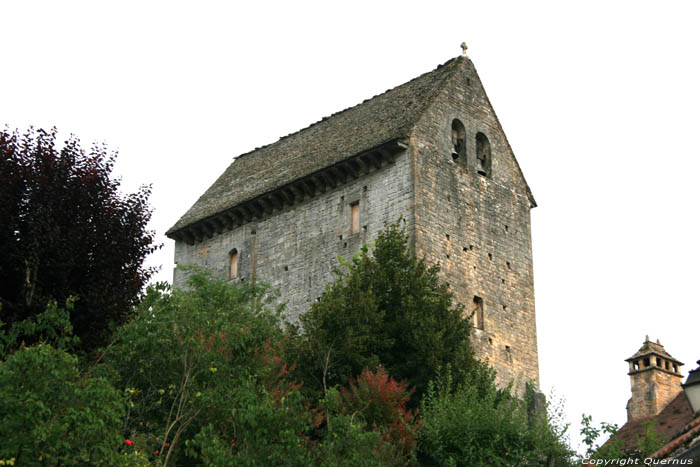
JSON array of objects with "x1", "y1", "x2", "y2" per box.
[
  {"x1": 125, "y1": 439, "x2": 134, "y2": 446},
  {"x1": 154, "y1": 449, "x2": 159, "y2": 455}
]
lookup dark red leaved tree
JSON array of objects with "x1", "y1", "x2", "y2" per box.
[{"x1": 0, "y1": 127, "x2": 159, "y2": 352}]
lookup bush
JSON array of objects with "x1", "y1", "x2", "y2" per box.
[
  {"x1": 338, "y1": 366, "x2": 421, "y2": 465},
  {"x1": 100, "y1": 268, "x2": 308, "y2": 465},
  {"x1": 0, "y1": 344, "x2": 124, "y2": 465},
  {"x1": 418, "y1": 367, "x2": 573, "y2": 466}
]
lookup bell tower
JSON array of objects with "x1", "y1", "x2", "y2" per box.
[{"x1": 625, "y1": 336, "x2": 684, "y2": 422}]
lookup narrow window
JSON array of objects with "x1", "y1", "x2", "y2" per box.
[
  {"x1": 665, "y1": 361, "x2": 670, "y2": 370},
  {"x1": 350, "y1": 201, "x2": 360, "y2": 234},
  {"x1": 643, "y1": 357, "x2": 650, "y2": 367},
  {"x1": 451, "y1": 119, "x2": 466, "y2": 164},
  {"x1": 656, "y1": 357, "x2": 662, "y2": 367},
  {"x1": 673, "y1": 364, "x2": 678, "y2": 373},
  {"x1": 473, "y1": 296, "x2": 484, "y2": 330},
  {"x1": 229, "y1": 248, "x2": 239, "y2": 279},
  {"x1": 633, "y1": 360, "x2": 640, "y2": 371},
  {"x1": 475, "y1": 132, "x2": 492, "y2": 177}
]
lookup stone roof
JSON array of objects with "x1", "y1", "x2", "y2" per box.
[
  {"x1": 167, "y1": 56, "x2": 465, "y2": 236},
  {"x1": 626, "y1": 337, "x2": 683, "y2": 365}
]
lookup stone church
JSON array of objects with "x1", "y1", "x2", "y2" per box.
[{"x1": 167, "y1": 53, "x2": 540, "y2": 388}]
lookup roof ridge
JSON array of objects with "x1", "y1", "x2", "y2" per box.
[{"x1": 231, "y1": 57, "x2": 461, "y2": 163}]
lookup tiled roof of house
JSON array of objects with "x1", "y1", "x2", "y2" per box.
[
  {"x1": 167, "y1": 56, "x2": 465, "y2": 236},
  {"x1": 650, "y1": 413, "x2": 700, "y2": 460},
  {"x1": 614, "y1": 392, "x2": 694, "y2": 453}
]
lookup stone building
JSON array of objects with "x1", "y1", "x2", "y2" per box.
[
  {"x1": 610, "y1": 337, "x2": 700, "y2": 462},
  {"x1": 166, "y1": 54, "x2": 540, "y2": 388},
  {"x1": 625, "y1": 336, "x2": 685, "y2": 422}
]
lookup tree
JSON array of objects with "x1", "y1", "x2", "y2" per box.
[
  {"x1": 580, "y1": 414, "x2": 625, "y2": 461},
  {"x1": 0, "y1": 127, "x2": 158, "y2": 352},
  {"x1": 99, "y1": 268, "x2": 311, "y2": 466},
  {"x1": 418, "y1": 368, "x2": 574, "y2": 466},
  {"x1": 101, "y1": 269, "x2": 407, "y2": 466},
  {"x1": 580, "y1": 414, "x2": 661, "y2": 461},
  {"x1": 288, "y1": 220, "x2": 480, "y2": 404},
  {"x1": 0, "y1": 344, "x2": 125, "y2": 465}
]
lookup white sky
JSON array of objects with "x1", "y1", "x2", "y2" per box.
[{"x1": 2, "y1": 0, "x2": 698, "y2": 454}]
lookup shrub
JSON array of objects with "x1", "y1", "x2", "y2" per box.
[{"x1": 0, "y1": 344, "x2": 124, "y2": 465}]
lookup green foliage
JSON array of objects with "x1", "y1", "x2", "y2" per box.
[
  {"x1": 418, "y1": 367, "x2": 574, "y2": 466},
  {"x1": 103, "y1": 268, "x2": 406, "y2": 466},
  {"x1": 0, "y1": 344, "x2": 125, "y2": 465},
  {"x1": 289, "y1": 220, "x2": 477, "y2": 404},
  {"x1": 579, "y1": 415, "x2": 664, "y2": 461},
  {"x1": 0, "y1": 221, "x2": 581, "y2": 465},
  {"x1": 0, "y1": 299, "x2": 79, "y2": 357},
  {"x1": 636, "y1": 419, "x2": 663, "y2": 458},
  {"x1": 185, "y1": 387, "x2": 312, "y2": 466},
  {"x1": 580, "y1": 414, "x2": 625, "y2": 460},
  {"x1": 100, "y1": 267, "x2": 300, "y2": 465},
  {"x1": 314, "y1": 411, "x2": 389, "y2": 466}
]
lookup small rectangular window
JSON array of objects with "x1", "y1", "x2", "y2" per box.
[
  {"x1": 350, "y1": 202, "x2": 360, "y2": 234},
  {"x1": 229, "y1": 249, "x2": 238, "y2": 279},
  {"x1": 473, "y1": 296, "x2": 484, "y2": 330}
]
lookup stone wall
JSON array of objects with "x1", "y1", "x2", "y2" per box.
[
  {"x1": 409, "y1": 59, "x2": 540, "y2": 390},
  {"x1": 174, "y1": 148, "x2": 415, "y2": 323},
  {"x1": 627, "y1": 368, "x2": 684, "y2": 421}
]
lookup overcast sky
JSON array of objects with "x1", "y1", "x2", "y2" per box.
[{"x1": 2, "y1": 0, "x2": 698, "y2": 453}]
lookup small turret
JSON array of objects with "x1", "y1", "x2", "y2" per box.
[{"x1": 625, "y1": 336, "x2": 684, "y2": 422}]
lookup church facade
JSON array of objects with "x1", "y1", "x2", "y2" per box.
[{"x1": 167, "y1": 55, "x2": 540, "y2": 388}]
